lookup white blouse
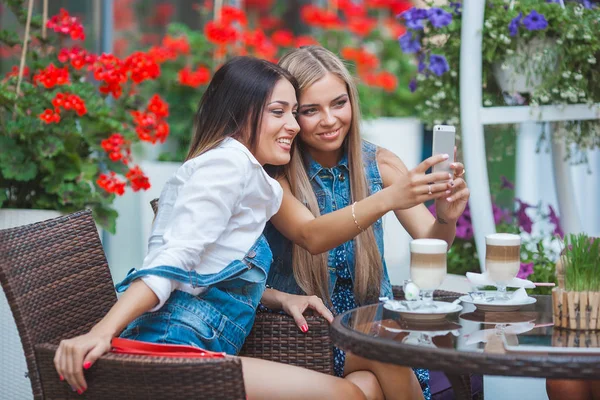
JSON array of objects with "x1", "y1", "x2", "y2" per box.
[{"x1": 140, "y1": 137, "x2": 283, "y2": 310}]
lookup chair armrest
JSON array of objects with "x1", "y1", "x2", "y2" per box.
[
  {"x1": 240, "y1": 310, "x2": 334, "y2": 375},
  {"x1": 35, "y1": 342, "x2": 246, "y2": 400}
]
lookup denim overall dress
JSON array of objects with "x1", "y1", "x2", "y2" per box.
[
  {"x1": 264, "y1": 141, "x2": 431, "y2": 398},
  {"x1": 115, "y1": 235, "x2": 272, "y2": 356}
]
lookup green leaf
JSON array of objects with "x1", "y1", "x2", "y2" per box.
[
  {"x1": 36, "y1": 136, "x2": 65, "y2": 158},
  {"x1": 0, "y1": 188, "x2": 7, "y2": 207},
  {"x1": 0, "y1": 137, "x2": 37, "y2": 181},
  {"x1": 93, "y1": 205, "x2": 118, "y2": 234}
]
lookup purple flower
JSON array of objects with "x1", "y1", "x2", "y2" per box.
[
  {"x1": 399, "y1": 8, "x2": 428, "y2": 30},
  {"x1": 427, "y1": 7, "x2": 453, "y2": 28},
  {"x1": 508, "y1": 12, "x2": 522, "y2": 37},
  {"x1": 492, "y1": 203, "x2": 511, "y2": 225},
  {"x1": 450, "y1": 2, "x2": 462, "y2": 16},
  {"x1": 516, "y1": 199, "x2": 534, "y2": 234},
  {"x1": 409, "y1": 78, "x2": 418, "y2": 93},
  {"x1": 429, "y1": 54, "x2": 450, "y2": 76},
  {"x1": 523, "y1": 10, "x2": 548, "y2": 31},
  {"x1": 517, "y1": 262, "x2": 534, "y2": 279},
  {"x1": 581, "y1": 0, "x2": 595, "y2": 9},
  {"x1": 399, "y1": 31, "x2": 421, "y2": 54},
  {"x1": 548, "y1": 205, "x2": 564, "y2": 238},
  {"x1": 500, "y1": 176, "x2": 514, "y2": 190}
]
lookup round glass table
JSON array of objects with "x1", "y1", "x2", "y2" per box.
[{"x1": 331, "y1": 295, "x2": 600, "y2": 399}]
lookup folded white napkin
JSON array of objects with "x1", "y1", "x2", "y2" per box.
[
  {"x1": 465, "y1": 322, "x2": 535, "y2": 345},
  {"x1": 466, "y1": 272, "x2": 535, "y2": 289}
]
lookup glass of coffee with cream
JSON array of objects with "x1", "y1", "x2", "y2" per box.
[
  {"x1": 410, "y1": 239, "x2": 448, "y2": 307},
  {"x1": 485, "y1": 233, "x2": 521, "y2": 301}
]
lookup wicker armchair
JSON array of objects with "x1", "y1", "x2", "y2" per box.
[{"x1": 0, "y1": 210, "x2": 332, "y2": 400}]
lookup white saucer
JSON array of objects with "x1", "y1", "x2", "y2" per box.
[
  {"x1": 383, "y1": 300, "x2": 463, "y2": 322},
  {"x1": 459, "y1": 294, "x2": 536, "y2": 312}
]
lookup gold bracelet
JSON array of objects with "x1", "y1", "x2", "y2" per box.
[{"x1": 351, "y1": 202, "x2": 365, "y2": 232}]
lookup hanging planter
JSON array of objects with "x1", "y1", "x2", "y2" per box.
[{"x1": 492, "y1": 38, "x2": 558, "y2": 94}]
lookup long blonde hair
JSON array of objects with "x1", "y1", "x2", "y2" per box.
[{"x1": 279, "y1": 46, "x2": 383, "y2": 305}]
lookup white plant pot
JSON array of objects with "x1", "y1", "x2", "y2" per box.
[
  {"x1": 361, "y1": 117, "x2": 423, "y2": 286},
  {"x1": 0, "y1": 209, "x2": 63, "y2": 400},
  {"x1": 493, "y1": 38, "x2": 557, "y2": 94}
]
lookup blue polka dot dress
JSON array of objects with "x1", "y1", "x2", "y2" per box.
[{"x1": 331, "y1": 246, "x2": 431, "y2": 400}]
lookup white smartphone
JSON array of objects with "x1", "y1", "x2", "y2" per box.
[{"x1": 431, "y1": 125, "x2": 456, "y2": 176}]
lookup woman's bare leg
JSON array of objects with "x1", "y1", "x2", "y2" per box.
[
  {"x1": 240, "y1": 356, "x2": 366, "y2": 400},
  {"x1": 546, "y1": 379, "x2": 592, "y2": 400},
  {"x1": 345, "y1": 371, "x2": 385, "y2": 400},
  {"x1": 345, "y1": 352, "x2": 424, "y2": 400}
]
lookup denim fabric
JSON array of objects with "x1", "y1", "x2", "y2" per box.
[
  {"x1": 116, "y1": 235, "x2": 272, "y2": 355},
  {"x1": 265, "y1": 140, "x2": 393, "y2": 301}
]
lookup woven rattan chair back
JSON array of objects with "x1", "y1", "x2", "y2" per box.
[{"x1": 0, "y1": 210, "x2": 116, "y2": 399}]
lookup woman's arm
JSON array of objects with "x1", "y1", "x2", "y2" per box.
[
  {"x1": 54, "y1": 280, "x2": 159, "y2": 393},
  {"x1": 377, "y1": 147, "x2": 469, "y2": 246},
  {"x1": 270, "y1": 153, "x2": 452, "y2": 255}
]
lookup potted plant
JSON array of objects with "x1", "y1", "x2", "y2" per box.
[
  {"x1": 398, "y1": 0, "x2": 600, "y2": 153},
  {"x1": 552, "y1": 234, "x2": 600, "y2": 330},
  {"x1": 0, "y1": 1, "x2": 165, "y2": 233}
]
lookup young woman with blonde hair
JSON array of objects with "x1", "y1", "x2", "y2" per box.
[{"x1": 263, "y1": 46, "x2": 470, "y2": 400}]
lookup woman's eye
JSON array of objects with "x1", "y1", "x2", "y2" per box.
[
  {"x1": 271, "y1": 109, "x2": 284, "y2": 116},
  {"x1": 301, "y1": 108, "x2": 316, "y2": 116},
  {"x1": 335, "y1": 100, "x2": 347, "y2": 108}
]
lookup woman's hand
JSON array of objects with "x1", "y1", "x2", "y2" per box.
[
  {"x1": 383, "y1": 152, "x2": 457, "y2": 211},
  {"x1": 435, "y1": 149, "x2": 470, "y2": 222},
  {"x1": 263, "y1": 289, "x2": 334, "y2": 332},
  {"x1": 54, "y1": 329, "x2": 113, "y2": 394},
  {"x1": 281, "y1": 293, "x2": 334, "y2": 332}
]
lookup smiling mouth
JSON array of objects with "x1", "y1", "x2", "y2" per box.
[
  {"x1": 318, "y1": 128, "x2": 340, "y2": 137},
  {"x1": 276, "y1": 138, "x2": 292, "y2": 145}
]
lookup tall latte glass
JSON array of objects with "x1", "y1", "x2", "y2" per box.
[
  {"x1": 485, "y1": 233, "x2": 521, "y2": 301},
  {"x1": 410, "y1": 239, "x2": 448, "y2": 306}
]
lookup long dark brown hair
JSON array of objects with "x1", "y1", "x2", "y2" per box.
[{"x1": 186, "y1": 56, "x2": 298, "y2": 160}]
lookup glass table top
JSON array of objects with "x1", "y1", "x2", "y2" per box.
[{"x1": 338, "y1": 295, "x2": 600, "y2": 356}]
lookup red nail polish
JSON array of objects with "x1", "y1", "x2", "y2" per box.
[
  {"x1": 83, "y1": 361, "x2": 92, "y2": 370},
  {"x1": 77, "y1": 389, "x2": 84, "y2": 395},
  {"x1": 301, "y1": 324, "x2": 309, "y2": 333},
  {"x1": 59, "y1": 375, "x2": 64, "y2": 381}
]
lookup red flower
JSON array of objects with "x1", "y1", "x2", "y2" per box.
[
  {"x1": 47, "y1": 8, "x2": 85, "y2": 41},
  {"x1": 124, "y1": 52, "x2": 160, "y2": 84},
  {"x1": 92, "y1": 54, "x2": 128, "y2": 98},
  {"x1": 39, "y1": 109, "x2": 61, "y2": 124},
  {"x1": 131, "y1": 110, "x2": 169, "y2": 144},
  {"x1": 271, "y1": 30, "x2": 294, "y2": 47},
  {"x1": 126, "y1": 165, "x2": 151, "y2": 191},
  {"x1": 300, "y1": 5, "x2": 341, "y2": 29},
  {"x1": 101, "y1": 133, "x2": 131, "y2": 164},
  {"x1": 376, "y1": 71, "x2": 398, "y2": 92},
  {"x1": 97, "y1": 172, "x2": 126, "y2": 196},
  {"x1": 58, "y1": 47, "x2": 97, "y2": 70},
  {"x1": 348, "y1": 17, "x2": 377, "y2": 37},
  {"x1": 295, "y1": 35, "x2": 319, "y2": 48},
  {"x1": 341, "y1": 2, "x2": 366, "y2": 18},
  {"x1": 4, "y1": 65, "x2": 30, "y2": 80},
  {"x1": 385, "y1": 18, "x2": 407, "y2": 39},
  {"x1": 163, "y1": 35, "x2": 190, "y2": 55},
  {"x1": 244, "y1": 30, "x2": 267, "y2": 48},
  {"x1": 220, "y1": 6, "x2": 247, "y2": 26},
  {"x1": 147, "y1": 94, "x2": 169, "y2": 118},
  {"x1": 178, "y1": 66, "x2": 211, "y2": 88},
  {"x1": 204, "y1": 21, "x2": 238, "y2": 46},
  {"x1": 33, "y1": 64, "x2": 70, "y2": 88}
]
